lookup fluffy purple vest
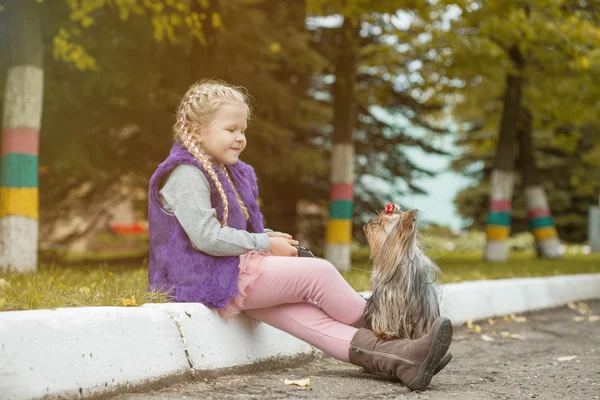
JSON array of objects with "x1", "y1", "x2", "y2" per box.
[{"x1": 147, "y1": 142, "x2": 265, "y2": 308}]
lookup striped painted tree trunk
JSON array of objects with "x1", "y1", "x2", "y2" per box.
[
  {"x1": 325, "y1": 144, "x2": 354, "y2": 271},
  {"x1": 524, "y1": 187, "x2": 561, "y2": 258},
  {"x1": 485, "y1": 169, "x2": 515, "y2": 262},
  {"x1": 325, "y1": 18, "x2": 357, "y2": 271},
  {"x1": 484, "y1": 47, "x2": 524, "y2": 262},
  {"x1": 0, "y1": 0, "x2": 44, "y2": 272},
  {"x1": 517, "y1": 108, "x2": 561, "y2": 258}
]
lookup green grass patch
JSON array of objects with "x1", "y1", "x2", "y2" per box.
[
  {"x1": 0, "y1": 264, "x2": 169, "y2": 312},
  {"x1": 2, "y1": 251, "x2": 600, "y2": 312},
  {"x1": 341, "y1": 251, "x2": 600, "y2": 292}
]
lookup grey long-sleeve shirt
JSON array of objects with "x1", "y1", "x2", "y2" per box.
[{"x1": 159, "y1": 164, "x2": 271, "y2": 257}]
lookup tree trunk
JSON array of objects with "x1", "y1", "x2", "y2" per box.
[
  {"x1": 259, "y1": 0, "x2": 305, "y2": 239},
  {"x1": 518, "y1": 109, "x2": 562, "y2": 258},
  {"x1": 484, "y1": 46, "x2": 524, "y2": 262},
  {"x1": 324, "y1": 18, "x2": 358, "y2": 271},
  {"x1": 0, "y1": 0, "x2": 44, "y2": 272}
]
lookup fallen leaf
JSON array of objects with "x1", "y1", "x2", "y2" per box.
[
  {"x1": 122, "y1": 296, "x2": 137, "y2": 307},
  {"x1": 508, "y1": 334, "x2": 526, "y2": 340},
  {"x1": 284, "y1": 378, "x2": 311, "y2": 387},
  {"x1": 569, "y1": 302, "x2": 591, "y2": 315},
  {"x1": 573, "y1": 316, "x2": 586, "y2": 322},
  {"x1": 466, "y1": 319, "x2": 474, "y2": 329},
  {"x1": 481, "y1": 334, "x2": 495, "y2": 342},
  {"x1": 588, "y1": 315, "x2": 600, "y2": 322},
  {"x1": 510, "y1": 314, "x2": 527, "y2": 323},
  {"x1": 474, "y1": 325, "x2": 482, "y2": 333},
  {"x1": 577, "y1": 301, "x2": 589, "y2": 310},
  {"x1": 503, "y1": 315, "x2": 511, "y2": 322},
  {"x1": 488, "y1": 318, "x2": 497, "y2": 325},
  {"x1": 555, "y1": 356, "x2": 577, "y2": 362},
  {"x1": 491, "y1": 330, "x2": 497, "y2": 334},
  {"x1": 500, "y1": 331, "x2": 510, "y2": 337}
]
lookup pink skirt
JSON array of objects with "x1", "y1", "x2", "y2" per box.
[{"x1": 218, "y1": 250, "x2": 269, "y2": 318}]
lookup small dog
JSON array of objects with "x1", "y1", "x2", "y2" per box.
[{"x1": 362, "y1": 203, "x2": 441, "y2": 340}]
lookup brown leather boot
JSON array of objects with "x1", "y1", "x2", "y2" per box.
[
  {"x1": 349, "y1": 317, "x2": 453, "y2": 391},
  {"x1": 351, "y1": 316, "x2": 453, "y2": 375}
]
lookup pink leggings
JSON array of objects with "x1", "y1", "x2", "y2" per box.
[{"x1": 240, "y1": 256, "x2": 366, "y2": 362}]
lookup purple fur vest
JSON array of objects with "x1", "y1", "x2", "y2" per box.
[{"x1": 147, "y1": 142, "x2": 265, "y2": 308}]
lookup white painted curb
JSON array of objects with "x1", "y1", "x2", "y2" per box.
[
  {"x1": 1, "y1": 273, "x2": 599, "y2": 400},
  {"x1": 0, "y1": 304, "x2": 313, "y2": 400},
  {"x1": 438, "y1": 273, "x2": 600, "y2": 325}
]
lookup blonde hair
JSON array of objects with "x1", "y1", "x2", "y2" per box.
[{"x1": 174, "y1": 79, "x2": 251, "y2": 226}]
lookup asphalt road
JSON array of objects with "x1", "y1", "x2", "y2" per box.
[{"x1": 112, "y1": 300, "x2": 600, "y2": 400}]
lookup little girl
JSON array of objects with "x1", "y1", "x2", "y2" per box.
[{"x1": 147, "y1": 79, "x2": 453, "y2": 391}]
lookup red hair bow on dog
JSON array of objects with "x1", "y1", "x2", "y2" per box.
[{"x1": 384, "y1": 204, "x2": 397, "y2": 214}]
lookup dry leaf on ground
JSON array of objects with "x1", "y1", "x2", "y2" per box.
[
  {"x1": 510, "y1": 313, "x2": 527, "y2": 323},
  {"x1": 554, "y1": 356, "x2": 577, "y2": 362},
  {"x1": 481, "y1": 334, "x2": 495, "y2": 342},
  {"x1": 568, "y1": 302, "x2": 590, "y2": 315},
  {"x1": 284, "y1": 378, "x2": 311, "y2": 387},
  {"x1": 573, "y1": 316, "x2": 586, "y2": 322},
  {"x1": 588, "y1": 315, "x2": 600, "y2": 322},
  {"x1": 499, "y1": 331, "x2": 525, "y2": 340},
  {"x1": 122, "y1": 296, "x2": 137, "y2": 307},
  {"x1": 508, "y1": 333, "x2": 526, "y2": 340}
]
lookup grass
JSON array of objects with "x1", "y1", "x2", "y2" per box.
[
  {"x1": 2, "y1": 250, "x2": 600, "y2": 312},
  {"x1": 340, "y1": 250, "x2": 600, "y2": 292},
  {"x1": 0, "y1": 263, "x2": 170, "y2": 312}
]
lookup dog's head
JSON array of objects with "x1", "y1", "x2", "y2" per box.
[{"x1": 363, "y1": 204, "x2": 419, "y2": 272}]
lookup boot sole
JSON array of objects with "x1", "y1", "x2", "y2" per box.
[
  {"x1": 407, "y1": 317, "x2": 453, "y2": 391},
  {"x1": 433, "y1": 352, "x2": 452, "y2": 375}
]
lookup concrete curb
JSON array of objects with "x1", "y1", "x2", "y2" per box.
[
  {"x1": 437, "y1": 273, "x2": 600, "y2": 325},
  {"x1": 1, "y1": 273, "x2": 599, "y2": 399},
  {"x1": 0, "y1": 304, "x2": 313, "y2": 400}
]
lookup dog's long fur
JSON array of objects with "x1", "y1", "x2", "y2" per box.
[{"x1": 362, "y1": 206, "x2": 441, "y2": 340}]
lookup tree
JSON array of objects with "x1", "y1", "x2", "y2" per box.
[
  {"x1": 0, "y1": 0, "x2": 219, "y2": 272},
  {"x1": 9, "y1": 0, "x2": 330, "y2": 255},
  {"x1": 0, "y1": 0, "x2": 44, "y2": 272},
  {"x1": 405, "y1": 0, "x2": 600, "y2": 259},
  {"x1": 308, "y1": 1, "x2": 451, "y2": 268}
]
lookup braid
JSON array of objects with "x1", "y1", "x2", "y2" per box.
[
  {"x1": 222, "y1": 166, "x2": 250, "y2": 221},
  {"x1": 173, "y1": 79, "x2": 251, "y2": 226},
  {"x1": 176, "y1": 94, "x2": 229, "y2": 226}
]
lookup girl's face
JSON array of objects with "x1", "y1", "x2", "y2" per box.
[{"x1": 200, "y1": 104, "x2": 248, "y2": 165}]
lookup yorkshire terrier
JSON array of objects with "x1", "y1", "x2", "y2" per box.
[{"x1": 362, "y1": 203, "x2": 441, "y2": 340}]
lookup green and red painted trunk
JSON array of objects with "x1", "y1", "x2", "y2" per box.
[
  {"x1": 324, "y1": 18, "x2": 357, "y2": 271},
  {"x1": 518, "y1": 109, "x2": 561, "y2": 258},
  {"x1": 524, "y1": 187, "x2": 561, "y2": 257},
  {"x1": 485, "y1": 169, "x2": 515, "y2": 261},
  {"x1": 325, "y1": 145, "x2": 354, "y2": 270},
  {"x1": 484, "y1": 47, "x2": 524, "y2": 262},
  {"x1": 0, "y1": 0, "x2": 43, "y2": 272}
]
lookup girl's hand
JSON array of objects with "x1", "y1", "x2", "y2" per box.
[
  {"x1": 266, "y1": 231, "x2": 294, "y2": 240},
  {"x1": 269, "y1": 237, "x2": 299, "y2": 257}
]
